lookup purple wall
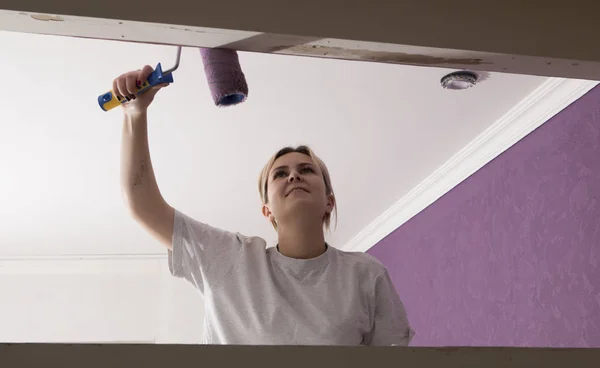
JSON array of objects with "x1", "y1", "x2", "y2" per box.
[{"x1": 368, "y1": 85, "x2": 600, "y2": 347}]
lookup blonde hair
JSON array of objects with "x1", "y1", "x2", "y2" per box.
[{"x1": 258, "y1": 145, "x2": 337, "y2": 231}]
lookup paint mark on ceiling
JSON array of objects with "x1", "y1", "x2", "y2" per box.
[
  {"x1": 280, "y1": 45, "x2": 493, "y2": 66},
  {"x1": 30, "y1": 14, "x2": 64, "y2": 22}
]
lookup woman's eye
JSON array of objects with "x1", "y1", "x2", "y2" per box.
[
  {"x1": 300, "y1": 167, "x2": 314, "y2": 174},
  {"x1": 273, "y1": 171, "x2": 286, "y2": 179}
]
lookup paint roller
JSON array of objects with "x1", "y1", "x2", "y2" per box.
[{"x1": 97, "y1": 46, "x2": 248, "y2": 111}]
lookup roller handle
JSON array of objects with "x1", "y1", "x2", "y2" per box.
[{"x1": 97, "y1": 62, "x2": 174, "y2": 112}]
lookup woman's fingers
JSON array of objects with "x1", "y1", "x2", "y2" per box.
[
  {"x1": 139, "y1": 65, "x2": 154, "y2": 84},
  {"x1": 112, "y1": 78, "x2": 121, "y2": 100},
  {"x1": 111, "y1": 65, "x2": 158, "y2": 104},
  {"x1": 125, "y1": 73, "x2": 138, "y2": 99},
  {"x1": 116, "y1": 75, "x2": 130, "y2": 101}
]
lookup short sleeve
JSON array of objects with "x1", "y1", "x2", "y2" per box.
[
  {"x1": 168, "y1": 208, "x2": 243, "y2": 295},
  {"x1": 364, "y1": 268, "x2": 415, "y2": 346}
]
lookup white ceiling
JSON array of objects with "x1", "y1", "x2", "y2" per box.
[{"x1": 0, "y1": 30, "x2": 549, "y2": 258}]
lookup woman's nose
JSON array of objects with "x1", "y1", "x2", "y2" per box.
[{"x1": 288, "y1": 171, "x2": 302, "y2": 182}]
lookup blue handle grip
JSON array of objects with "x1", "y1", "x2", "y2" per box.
[{"x1": 98, "y1": 62, "x2": 175, "y2": 111}]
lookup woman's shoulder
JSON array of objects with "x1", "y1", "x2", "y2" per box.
[
  {"x1": 174, "y1": 208, "x2": 268, "y2": 249},
  {"x1": 332, "y1": 247, "x2": 388, "y2": 275}
]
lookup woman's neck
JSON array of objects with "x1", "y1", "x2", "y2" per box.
[{"x1": 276, "y1": 219, "x2": 326, "y2": 259}]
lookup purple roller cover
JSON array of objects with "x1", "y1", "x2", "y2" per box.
[{"x1": 200, "y1": 48, "x2": 248, "y2": 107}]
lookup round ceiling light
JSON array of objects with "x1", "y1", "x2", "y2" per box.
[{"x1": 440, "y1": 71, "x2": 479, "y2": 90}]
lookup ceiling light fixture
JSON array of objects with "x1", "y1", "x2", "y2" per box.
[{"x1": 440, "y1": 71, "x2": 479, "y2": 90}]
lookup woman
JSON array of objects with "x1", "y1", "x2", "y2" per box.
[{"x1": 114, "y1": 65, "x2": 414, "y2": 346}]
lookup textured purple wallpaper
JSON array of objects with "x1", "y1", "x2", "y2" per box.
[{"x1": 368, "y1": 84, "x2": 600, "y2": 347}]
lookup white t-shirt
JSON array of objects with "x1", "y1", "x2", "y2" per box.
[{"x1": 168, "y1": 209, "x2": 414, "y2": 346}]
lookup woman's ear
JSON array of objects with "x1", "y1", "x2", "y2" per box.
[
  {"x1": 262, "y1": 204, "x2": 277, "y2": 229},
  {"x1": 326, "y1": 194, "x2": 335, "y2": 213},
  {"x1": 262, "y1": 204, "x2": 272, "y2": 220}
]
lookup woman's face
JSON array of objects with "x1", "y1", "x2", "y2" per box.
[{"x1": 262, "y1": 152, "x2": 333, "y2": 227}]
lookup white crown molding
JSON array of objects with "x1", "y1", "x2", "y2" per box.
[
  {"x1": 0, "y1": 254, "x2": 167, "y2": 275},
  {"x1": 343, "y1": 78, "x2": 599, "y2": 253}
]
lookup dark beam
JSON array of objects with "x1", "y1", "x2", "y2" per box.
[
  {"x1": 2, "y1": 344, "x2": 600, "y2": 368},
  {"x1": 1, "y1": 1, "x2": 599, "y2": 78}
]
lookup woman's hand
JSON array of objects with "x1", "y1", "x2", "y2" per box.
[{"x1": 112, "y1": 65, "x2": 169, "y2": 115}]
